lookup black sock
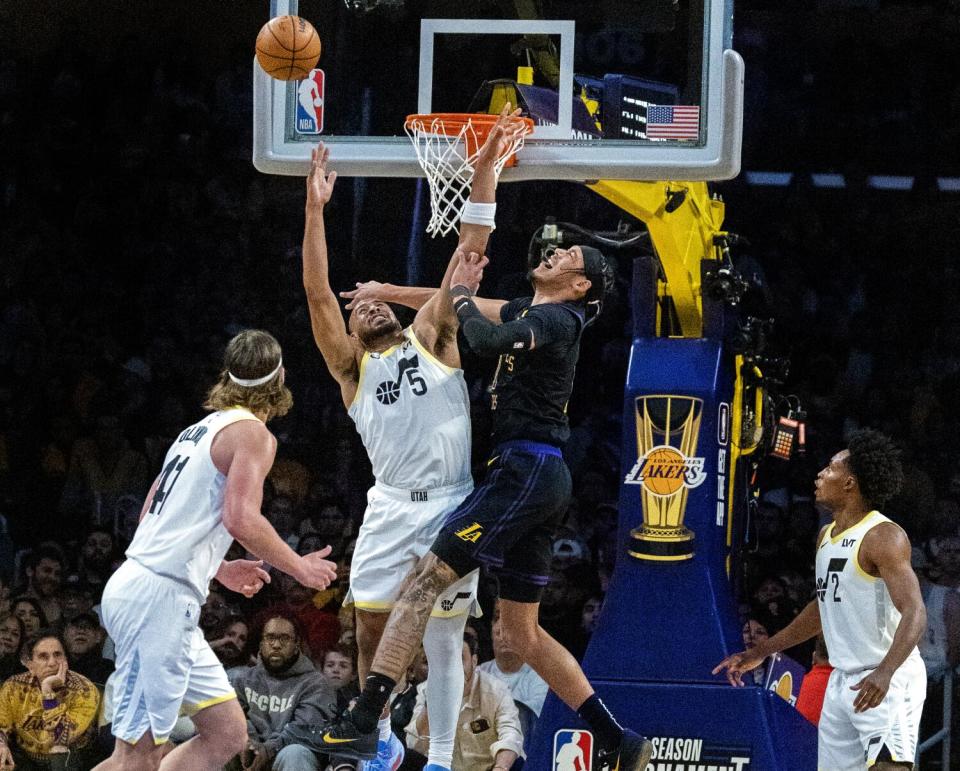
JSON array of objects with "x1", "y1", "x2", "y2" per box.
[
  {"x1": 577, "y1": 694, "x2": 624, "y2": 756},
  {"x1": 350, "y1": 673, "x2": 397, "y2": 734}
]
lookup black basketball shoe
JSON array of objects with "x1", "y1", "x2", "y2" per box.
[
  {"x1": 283, "y1": 711, "x2": 378, "y2": 760},
  {"x1": 600, "y1": 729, "x2": 654, "y2": 771}
]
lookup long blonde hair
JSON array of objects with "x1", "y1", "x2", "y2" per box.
[{"x1": 204, "y1": 330, "x2": 293, "y2": 419}]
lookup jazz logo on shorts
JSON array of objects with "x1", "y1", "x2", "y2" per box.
[
  {"x1": 553, "y1": 729, "x2": 593, "y2": 771},
  {"x1": 296, "y1": 69, "x2": 325, "y2": 134}
]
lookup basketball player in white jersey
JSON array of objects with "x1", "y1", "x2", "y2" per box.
[
  {"x1": 292, "y1": 110, "x2": 523, "y2": 770},
  {"x1": 714, "y1": 429, "x2": 926, "y2": 770},
  {"x1": 94, "y1": 329, "x2": 338, "y2": 771}
]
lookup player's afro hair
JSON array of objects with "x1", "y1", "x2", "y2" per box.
[{"x1": 845, "y1": 429, "x2": 903, "y2": 508}]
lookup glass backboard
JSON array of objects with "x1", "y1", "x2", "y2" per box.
[{"x1": 253, "y1": 0, "x2": 743, "y2": 181}]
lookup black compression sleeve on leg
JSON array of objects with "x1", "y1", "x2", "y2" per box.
[
  {"x1": 577, "y1": 694, "x2": 625, "y2": 756},
  {"x1": 351, "y1": 673, "x2": 397, "y2": 733}
]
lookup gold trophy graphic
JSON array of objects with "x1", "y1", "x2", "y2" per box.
[{"x1": 624, "y1": 395, "x2": 705, "y2": 561}]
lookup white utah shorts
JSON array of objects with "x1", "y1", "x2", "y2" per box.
[
  {"x1": 347, "y1": 478, "x2": 480, "y2": 618},
  {"x1": 100, "y1": 559, "x2": 236, "y2": 745},
  {"x1": 818, "y1": 654, "x2": 926, "y2": 770}
]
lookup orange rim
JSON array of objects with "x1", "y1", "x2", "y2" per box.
[{"x1": 405, "y1": 113, "x2": 535, "y2": 167}]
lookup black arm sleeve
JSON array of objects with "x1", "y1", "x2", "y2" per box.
[{"x1": 454, "y1": 296, "x2": 578, "y2": 356}]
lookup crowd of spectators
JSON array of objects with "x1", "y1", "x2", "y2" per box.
[{"x1": 2, "y1": 1, "x2": 960, "y2": 767}]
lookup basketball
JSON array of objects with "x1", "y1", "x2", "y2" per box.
[{"x1": 255, "y1": 15, "x2": 321, "y2": 81}]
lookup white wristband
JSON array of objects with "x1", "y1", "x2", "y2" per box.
[{"x1": 461, "y1": 200, "x2": 496, "y2": 230}]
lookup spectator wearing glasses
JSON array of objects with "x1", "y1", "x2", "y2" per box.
[{"x1": 228, "y1": 615, "x2": 337, "y2": 771}]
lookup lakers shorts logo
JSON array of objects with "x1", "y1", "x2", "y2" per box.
[{"x1": 455, "y1": 522, "x2": 483, "y2": 543}]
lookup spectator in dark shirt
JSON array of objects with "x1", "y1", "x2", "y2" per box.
[
  {"x1": 321, "y1": 645, "x2": 360, "y2": 714},
  {"x1": 741, "y1": 612, "x2": 772, "y2": 686},
  {"x1": 566, "y1": 594, "x2": 605, "y2": 662},
  {"x1": 72, "y1": 529, "x2": 117, "y2": 591},
  {"x1": 58, "y1": 412, "x2": 149, "y2": 528},
  {"x1": 229, "y1": 616, "x2": 336, "y2": 771},
  {"x1": 211, "y1": 615, "x2": 254, "y2": 673},
  {"x1": 0, "y1": 576, "x2": 11, "y2": 617},
  {"x1": 0, "y1": 613, "x2": 25, "y2": 681},
  {"x1": 255, "y1": 573, "x2": 340, "y2": 659},
  {"x1": 58, "y1": 582, "x2": 96, "y2": 628},
  {"x1": 62, "y1": 613, "x2": 113, "y2": 690},
  {"x1": 199, "y1": 588, "x2": 233, "y2": 640},
  {"x1": 11, "y1": 597, "x2": 46, "y2": 638},
  {"x1": 19, "y1": 548, "x2": 64, "y2": 627}
]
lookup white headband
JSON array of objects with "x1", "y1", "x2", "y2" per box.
[{"x1": 228, "y1": 360, "x2": 282, "y2": 387}]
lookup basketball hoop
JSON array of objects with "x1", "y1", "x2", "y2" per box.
[{"x1": 404, "y1": 113, "x2": 535, "y2": 237}]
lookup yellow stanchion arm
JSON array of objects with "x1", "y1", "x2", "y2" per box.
[{"x1": 587, "y1": 179, "x2": 726, "y2": 338}]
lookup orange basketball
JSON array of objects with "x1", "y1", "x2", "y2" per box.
[
  {"x1": 642, "y1": 447, "x2": 686, "y2": 496},
  {"x1": 255, "y1": 15, "x2": 321, "y2": 81}
]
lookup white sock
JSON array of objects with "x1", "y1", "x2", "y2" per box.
[
  {"x1": 422, "y1": 613, "x2": 468, "y2": 768},
  {"x1": 378, "y1": 715, "x2": 393, "y2": 744}
]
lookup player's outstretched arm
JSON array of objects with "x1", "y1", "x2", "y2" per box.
[
  {"x1": 411, "y1": 106, "x2": 524, "y2": 355},
  {"x1": 343, "y1": 280, "x2": 507, "y2": 322},
  {"x1": 342, "y1": 282, "x2": 435, "y2": 311},
  {"x1": 457, "y1": 103, "x2": 523, "y2": 256},
  {"x1": 216, "y1": 421, "x2": 336, "y2": 590},
  {"x1": 302, "y1": 143, "x2": 360, "y2": 406},
  {"x1": 849, "y1": 523, "x2": 926, "y2": 712},
  {"x1": 712, "y1": 600, "x2": 823, "y2": 686}
]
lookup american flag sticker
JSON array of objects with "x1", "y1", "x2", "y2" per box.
[{"x1": 646, "y1": 104, "x2": 701, "y2": 140}]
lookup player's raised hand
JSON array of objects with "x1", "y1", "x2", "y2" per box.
[
  {"x1": 712, "y1": 648, "x2": 767, "y2": 687},
  {"x1": 295, "y1": 544, "x2": 338, "y2": 590},
  {"x1": 475, "y1": 102, "x2": 527, "y2": 168},
  {"x1": 340, "y1": 280, "x2": 387, "y2": 309},
  {"x1": 0, "y1": 743, "x2": 15, "y2": 769},
  {"x1": 307, "y1": 143, "x2": 337, "y2": 207},
  {"x1": 849, "y1": 668, "x2": 892, "y2": 712},
  {"x1": 218, "y1": 559, "x2": 272, "y2": 598},
  {"x1": 451, "y1": 249, "x2": 489, "y2": 294}
]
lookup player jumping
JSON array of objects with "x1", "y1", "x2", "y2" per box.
[{"x1": 288, "y1": 109, "x2": 525, "y2": 771}]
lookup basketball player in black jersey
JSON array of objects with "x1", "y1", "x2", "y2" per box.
[{"x1": 311, "y1": 246, "x2": 654, "y2": 769}]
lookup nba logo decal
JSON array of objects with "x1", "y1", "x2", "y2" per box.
[
  {"x1": 296, "y1": 69, "x2": 325, "y2": 134},
  {"x1": 553, "y1": 729, "x2": 593, "y2": 771}
]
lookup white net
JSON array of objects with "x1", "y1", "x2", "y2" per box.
[{"x1": 404, "y1": 115, "x2": 529, "y2": 237}]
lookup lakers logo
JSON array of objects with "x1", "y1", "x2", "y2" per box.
[
  {"x1": 625, "y1": 445, "x2": 705, "y2": 497},
  {"x1": 774, "y1": 672, "x2": 794, "y2": 703},
  {"x1": 455, "y1": 522, "x2": 483, "y2": 543},
  {"x1": 627, "y1": 395, "x2": 704, "y2": 562}
]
